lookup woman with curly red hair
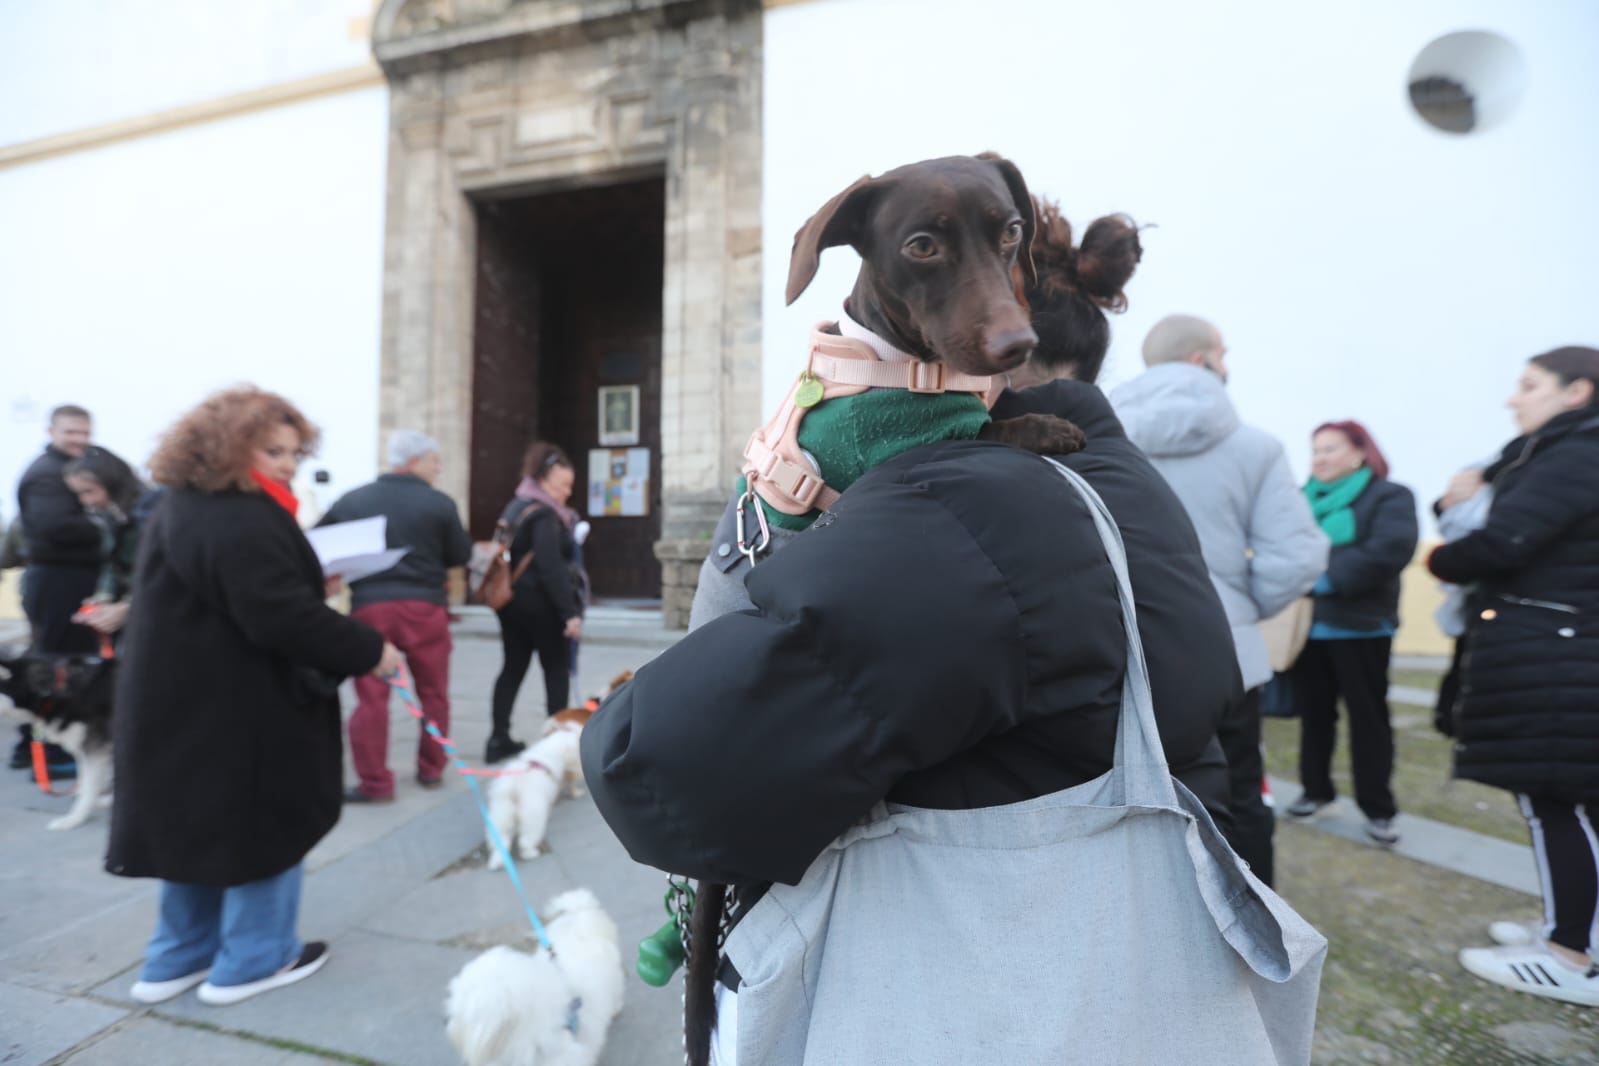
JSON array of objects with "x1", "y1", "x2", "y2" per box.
[{"x1": 107, "y1": 387, "x2": 400, "y2": 1007}]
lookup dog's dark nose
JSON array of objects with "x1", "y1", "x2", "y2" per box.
[{"x1": 984, "y1": 325, "x2": 1038, "y2": 368}]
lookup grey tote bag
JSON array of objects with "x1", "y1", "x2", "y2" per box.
[{"x1": 722, "y1": 458, "x2": 1327, "y2": 1066}]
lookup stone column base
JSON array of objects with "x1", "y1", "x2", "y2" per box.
[{"x1": 654, "y1": 537, "x2": 713, "y2": 630}]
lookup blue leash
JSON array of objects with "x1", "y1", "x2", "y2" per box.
[{"x1": 388, "y1": 665, "x2": 555, "y2": 954}]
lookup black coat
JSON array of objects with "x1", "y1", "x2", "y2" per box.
[
  {"x1": 106, "y1": 488, "x2": 385, "y2": 886},
  {"x1": 504, "y1": 500, "x2": 583, "y2": 622},
  {"x1": 1312, "y1": 478, "x2": 1418, "y2": 632},
  {"x1": 16, "y1": 445, "x2": 105, "y2": 567},
  {"x1": 1429, "y1": 409, "x2": 1599, "y2": 801},
  {"x1": 583, "y1": 420, "x2": 1238, "y2": 888}
]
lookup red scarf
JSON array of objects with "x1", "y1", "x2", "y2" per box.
[{"x1": 249, "y1": 469, "x2": 300, "y2": 519}]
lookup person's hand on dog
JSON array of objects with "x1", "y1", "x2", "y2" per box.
[
  {"x1": 83, "y1": 601, "x2": 130, "y2": 635},
  {"x1": 563, "y1": 617, "x2": 582, "y2": 640},
  {"x1": 324, "y1": 575, "x2": 345, "y2": 599},
  {"x1": 372, "y1": 642, "x2": 403, "y2": 678}
]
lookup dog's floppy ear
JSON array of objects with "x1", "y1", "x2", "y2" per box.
[
  {"x1": 978, "y1": 152, "x2": 1037, "y2": 288},
  {"x1": 785, "y1": 175, "x2": 877, "y2": 306}
]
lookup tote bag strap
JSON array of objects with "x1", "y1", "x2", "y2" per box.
[{"x1": 1043, "y1": 457, "x2": 1179, "y2": 806}]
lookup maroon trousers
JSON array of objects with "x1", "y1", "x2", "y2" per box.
[{"x1": 349, "y1": 601, "x2": 452, "y2": 799}]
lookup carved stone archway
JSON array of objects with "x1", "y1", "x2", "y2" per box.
[{"x1": 371, "y1": 0, "x2": 762, "y2": 624}]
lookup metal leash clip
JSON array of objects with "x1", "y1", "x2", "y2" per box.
[{"x1": 735, "y1": 481, "x2": 771, "y2": 567}]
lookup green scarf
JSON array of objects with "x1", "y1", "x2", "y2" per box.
[
  {"x1": 1304, "y1": 467, "x2": 1373, "y2": 546},
  {"x1": 740, "y1": 390, "x2": 992, "y2": 531}
]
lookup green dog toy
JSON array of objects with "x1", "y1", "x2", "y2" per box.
[{"x1": 637, "y1": 881, "x2": 692, "y2": 987}]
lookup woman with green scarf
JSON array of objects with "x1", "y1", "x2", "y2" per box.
[{"x1": 1285, "y1": 420, "x2": 1417, "y2": 846}]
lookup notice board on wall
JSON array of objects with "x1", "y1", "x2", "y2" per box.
[{"x1": 587, "y1": 448, "x2": 651, "y2": 517}]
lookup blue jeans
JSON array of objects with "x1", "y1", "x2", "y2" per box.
[{"x1": 140, "y1": 864, "x2": 304, "y2": 987}]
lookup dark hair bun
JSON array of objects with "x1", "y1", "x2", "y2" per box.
[
  {"x1": 1024, "y1": 197, "x2": 1144, "y2": 382},
  {"x1": 1073, "y1": 214, "x2": 1142, "y2": 311}
]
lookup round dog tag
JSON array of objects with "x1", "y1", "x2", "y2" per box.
[{"x1": 794, "y1": 375, "x2": 825, "y2": 408}]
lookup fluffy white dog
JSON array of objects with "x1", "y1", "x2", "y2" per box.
[
  {"x1": 445, "y1": 888, "x2": 625, "y2": 1066},
  {"x1": 485, "y1": 727, "x2": 583, "y2": 869}
]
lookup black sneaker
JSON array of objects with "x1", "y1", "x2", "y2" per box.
[
  {"x1": 8, "y1": 742, "x2": 30, "y2": 770},
  {"x1": 484, "y1": 734, "x2": 526, "y2": 764},
  {"x1": 1285, "y1": 794, "x2": 1333, "y2": 819},
  {"x1": 197, "y1": 942, "x2": 329, "y2": 1006}
]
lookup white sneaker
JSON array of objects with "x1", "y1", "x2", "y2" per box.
[
  {"x1": 1487, "y1": 920, "x2": 1541, "y2": 947},
  {"x1": 197, "y1": 942, "x2": 328, "y2": 1006},
  {"x1": 1459, "y1": 944, "x2": 1599, "y2": 1007},
  {"x1": 129, "y1": 968, "x2": 210, "y2": 1003}
]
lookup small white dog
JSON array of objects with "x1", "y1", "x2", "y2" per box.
[
  {"x1": 445, "y1": 888, "x2": 625, "y2": 1066},
  {"x1": 485, "y1": 727, "x2": 584, "y2": 869}
]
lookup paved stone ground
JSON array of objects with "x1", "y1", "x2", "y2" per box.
[
  {"x1": 0, "y1": 613, "x2": 683, "y2": 1066},
  {"x1": 2, "y1": 614, "x2": 1594, "y2": 1065}
]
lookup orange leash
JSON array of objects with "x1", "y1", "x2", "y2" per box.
[{"x1": 30, "y1": 739, "x2": 50, "y2": 795}]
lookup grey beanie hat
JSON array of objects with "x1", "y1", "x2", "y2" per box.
[{"x1": 388, "y1": 430, "x2": 440, "y2": 469}]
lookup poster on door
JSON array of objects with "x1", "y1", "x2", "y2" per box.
[{"x1": 587, "y1": 448, "x2": 651, "y2": 517}]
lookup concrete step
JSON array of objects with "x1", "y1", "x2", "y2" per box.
[
  {"x1": 450, "y1": 603, "x2": 684, "y2": 650},
  {"x1": 1266, "y1": 774, "x2": 1537, "y2": 898}
]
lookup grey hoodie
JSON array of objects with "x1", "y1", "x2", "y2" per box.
[{"x1": 1112, "y1": 363, "x2": 1329, "y2": 688}]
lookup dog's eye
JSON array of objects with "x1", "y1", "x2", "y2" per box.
[
  {"x1": 1001, "y1": 220, "x2": 1024, "y2": 245},
  {"x1": 903, "y1": 235, "x2": 938, "y2": 260}
]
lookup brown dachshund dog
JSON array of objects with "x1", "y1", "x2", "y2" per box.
[{"x1": 784, "y1": 152, "x2": 1087, "y2": 456}]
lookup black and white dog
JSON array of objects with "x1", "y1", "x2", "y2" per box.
[{"x1": 0, "y1": 646, "x2": 115, "y2": 830}]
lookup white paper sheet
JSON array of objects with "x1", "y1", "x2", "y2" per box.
[{"x1": 304, "y1": 516, "x2": 409, "y2": 583}]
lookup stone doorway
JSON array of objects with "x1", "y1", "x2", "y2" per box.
[
  {"x1": 371, "y1": 0, "x2": 763, "y2": 625},
  {"x1": 468, "y1": 176, "x2": 665, "y2": 599}
]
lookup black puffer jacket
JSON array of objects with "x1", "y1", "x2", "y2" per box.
[
  {"x1": 583, "y1": 427, "x2": 1238, "y2": 888},
  {"x1": 1429, "y1": 408, "x2": 1599, "y2": 801},
  {"x1": 1312, "y1": 478, "x2": 1418, "y2": 632}
]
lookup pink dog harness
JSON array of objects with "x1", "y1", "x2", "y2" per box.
[{"x1": 742, "y1": 321, "x2": 999, "y2": 518}]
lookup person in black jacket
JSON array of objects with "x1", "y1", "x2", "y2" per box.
[
  {"x1": 11, "y1": 404, "x2": 123, "y2": 776},
  {"x1": 318, "y1": 430, "x2": 473, "y2": 802},
  {"x1": 1286, "y1": 420, "x2": 1418, "y2": 845},
  {"x1": 62, "y1": 450, "x2": 149, "y2": 644},
  {"x1": 486, "y1": 441, "x2": 585, "y2": 764},
  {"x1": 589, "y1": 197, "x2": 1240, "y2": 1064},
  {"x1": 107, "y1": 387, "x2": 400, "y2": 1007},
  {"x1": 1428, "y1": 347, "x2": 1599, "y2": 1005}
]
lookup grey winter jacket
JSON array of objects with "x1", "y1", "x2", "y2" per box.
[{"x1": 1112, "y1": 363, "x2": 1329, "y2": 689}]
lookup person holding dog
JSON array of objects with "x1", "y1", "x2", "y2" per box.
[
  {"x1": 11, "y1": 404, "x2": 124, "y2": 778},
  {"x1": 594, "y1": 167, "x2": 1313, "y2": 1065},
  {"x1": 318, "y1": 430, "x2": 472, "y2": 803},
  {"x1": 485, "y1": 441, "x2": 585, "y2": 764},
  {"x1": 1109, "y1": 314, "x2": 1329, "y2": 886},
  {"x1": 107, "y1": 387, "x2": 401, "y2": 1007}
]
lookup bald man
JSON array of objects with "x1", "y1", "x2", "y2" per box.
[
  {"x1": 1141, "y1": 313, "x2": 1230, "y2": 381},
  {"x1": 1111, "y1": 315, "x2": 1328, "y2": 886}
]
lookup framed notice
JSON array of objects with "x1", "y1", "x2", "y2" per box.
[
  {"x1": 587, "y1": 448, "x2": 651, "y2": 517},
  {"x1": 598, "y1": 385, "x2": 640, "y2": 446}
]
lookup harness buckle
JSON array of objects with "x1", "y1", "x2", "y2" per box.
[{"x1": 907, "y1": 362, "x2": 947, "y2": 393}]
